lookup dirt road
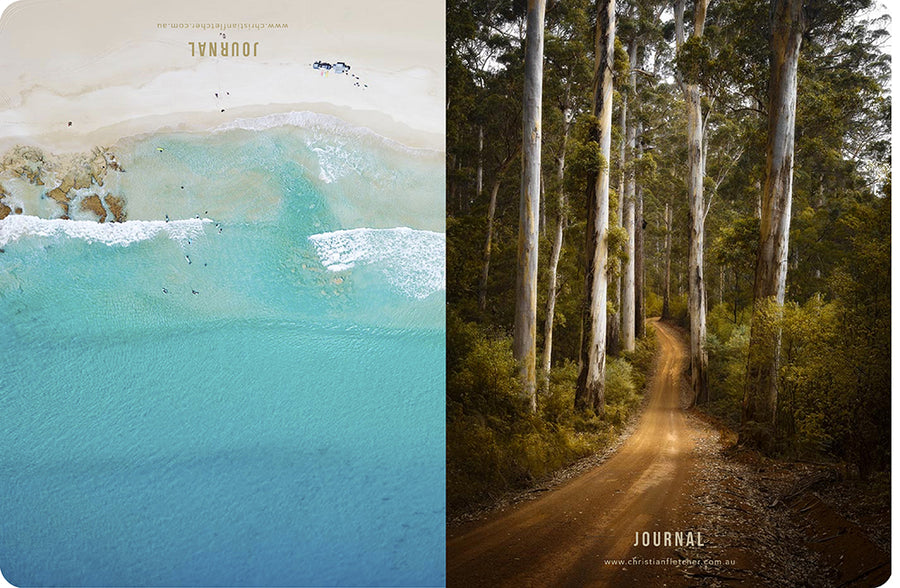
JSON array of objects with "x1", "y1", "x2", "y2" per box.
[{"x1": 447, "y1": 319, "x2": 701, "y2": 587}]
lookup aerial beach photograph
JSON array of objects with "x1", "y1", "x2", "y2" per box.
[{"x1": 0, "y1": 0, "x2": 445, "y2": 586}]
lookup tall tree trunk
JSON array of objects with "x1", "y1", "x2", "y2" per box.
[
  {"x1": 476, "y1": 125, "x2": 484, "y2": 198},
  {"x1": 513, "y1": 0, "x2": 546, "y2": 413},
  {"x1": 575, "y1": 0, "x2": 616, "y2": 414},
  {"x1": 678, "y1": 0, "x2": 709, "y2": 406},
  {"x1": 479, "y1": 151, "x2": 517, "y2": 313},
  {"x1": 741, "y1": 0, "x2": 805, "y2": 445},
  {"x1": 686, "y1": 84, "x2": 708, "y2": 405},
  {"x1": 621, "y1": 171, "x2": 635, "y2": 350},
  {"x1": 541, "y1": 105, "x2": 572, "y2": 393},
  {"x1": 479, "y1": 179, "x2": 501, "y2": 312},
  {"x1": 635, "y1": 121, "x2": 645, "y2": 339},
  {"x1": 608, "y1": 101, "x2": 627, "y2": 356},
  {"x1": 542, "y1": 206, "x2": 565, "y2": 392},
  {"x1": 662, "y1": 201, "x2": 672, "y2": 319},
  {"x1": 621, "y1": 42, "x2": 637, "y2": 352}
]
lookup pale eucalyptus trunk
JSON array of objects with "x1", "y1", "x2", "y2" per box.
[
  {"x1": 513, "y1": 0, "x2": 546, "y2": 413},
  {"x1": 635, "y1": 122, "x2": 645, "y2": 339},
  {"x1": 575, "y1": 0, "x2": 616, "y2": 414},
  {"x1": 622, "y1": 186, "x2": 636, "y2": 350},
  {"x1": 677, "y1": 0, "x2": 709, "y2": 406},
  {"x1": 621, "y1": 45, "x2": 637, "y2": 352},
  {"x1": 742, "y1": 0, "x2": 805, "y2": 442},
  {"x1": 686, "y1": 82, "x2": 708, "y2": 405},
  {"x1": 541, "y1": 106, "x2": 572, "y2": 394}
]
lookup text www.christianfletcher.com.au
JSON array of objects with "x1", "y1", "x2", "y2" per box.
[
  {"x1": 604, "y1": 557, "x2": 736, "y2": 567},
  {"x1": 157, "y1": 23, "x2": 288, "y2": 30}
]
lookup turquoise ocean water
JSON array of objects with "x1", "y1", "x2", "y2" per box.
[{"x1": 0, "y1": 115, "x2": 445, "y2": 586}]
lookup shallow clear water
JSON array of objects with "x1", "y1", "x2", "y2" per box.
[{"x1": 0, "y1": 117, "x2": 445, "y2": 586}]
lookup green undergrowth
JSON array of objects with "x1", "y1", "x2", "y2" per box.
[
  {"x1": 447, "y1": 312, "x2": 659, "y2": 515},
  {"x1": 703, "y1": 292, "x2": 889, "y2": 477}
]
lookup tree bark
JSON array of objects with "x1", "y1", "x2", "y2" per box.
[
  {"x1": 678, "y1": 0, "x2": 709, "y2": 406},
  {"x1": 741, "y1": 0, "x2": 805, "y2": 444},
  {"x1": 686, "y1": 85, "x2": 708, "y2": 406},
  {"x1": 635, "y1": 121, "x2": 646, "y2": 339},
  {"x1": 513, "y1": 0, "x2": 546, "y2": 413},
  {"x1": 575, "y1": 0, "x2": 616, "y2": 414},
  {"x1": 621, "y1": 41, "x2": 638, "y2": 352},
  {"x1": 541, "y1": 106, "x2": 572, "y2": 393}
]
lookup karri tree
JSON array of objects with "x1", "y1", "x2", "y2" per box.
[
  {"x1": 574, "y1": 0, "x2": 616, "y2": 413},
  {"x1": 741, "y1": 0, "x2": 806, "y2": 444},
  {"x1": 674, "y1": 0, "x2": 709, "y2": 405},
  {"x1": 513, "y1": 0, "x2": 547, "y2": 412}
]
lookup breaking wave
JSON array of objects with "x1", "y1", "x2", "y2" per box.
[
  {"x1": 308, "y1": 227, "x2": 444, "y2": 299},
  {"x1": 0, "y1": 215, "x2": 210, "y2": 247}
]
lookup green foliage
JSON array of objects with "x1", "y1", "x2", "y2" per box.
[
  {"x1": 606, "y1": 224, "x2": 628, "y2": 266},
  {"x1": 447, "y1": 312, "x2": 658, "y2": 513},
  {"x1": 667, "y1": 294, "x2": 690, "y2": 330},
  {"x1": 676, "y1": 36, "x2": 713, "y2": 87},
  {"x1": 603, "y1": 358, "x2": 640, "y2": 426},
  {"x1": 778, "y1": 297, "x2": 842, "y2": 456},
  {"x1": 565, "y1": 115, "x2": 609, "y2": 196},
  {"x1": 447, "y1": 312, "x2": 522, "y2": 421},
  {"x1": 645, "y1": 290, "x2": 663, "y2": 318},
  {"x1": 705, "y1": 188, "x2": 889, "y2": 478},
  {"x1": 705, "y1": 303, "x2": 750, "y2": 423}
]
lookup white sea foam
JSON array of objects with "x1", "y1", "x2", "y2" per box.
[
  {"x1": 308, "y1": 227, "x2": 445, "y2": 299},
  {"x1": 0, "y1": 215, "x2": 210, "y2": 248}
]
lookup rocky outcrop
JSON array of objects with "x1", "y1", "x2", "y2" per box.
[
  {"x1": 1, "y1": 145, "x2": 127, "y2": 221},
  {"x1": 79, "y1": 194, "x2": 107, "y2": 223},
  {"x1": 104, "y1": 195, "x2": 126, "y2": 222},
  {"x1": 46, "y1": 187, "x2": 70, "y2": 216},
  {"x1": 1, "y1": 146, "x2": 46, "y2": 185}
]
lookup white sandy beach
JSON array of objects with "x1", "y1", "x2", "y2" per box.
[{"x1": 0, "y1": 0, "x2": 444, "y2": 152}]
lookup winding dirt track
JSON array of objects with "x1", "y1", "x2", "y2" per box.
[{"x1": 448, "y1": 319, "x2": 701, "y2": 587}]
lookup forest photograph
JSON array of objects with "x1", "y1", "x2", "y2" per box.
[{"x1": 446, "y1": 0, "x2": 890, "y2": 585}]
